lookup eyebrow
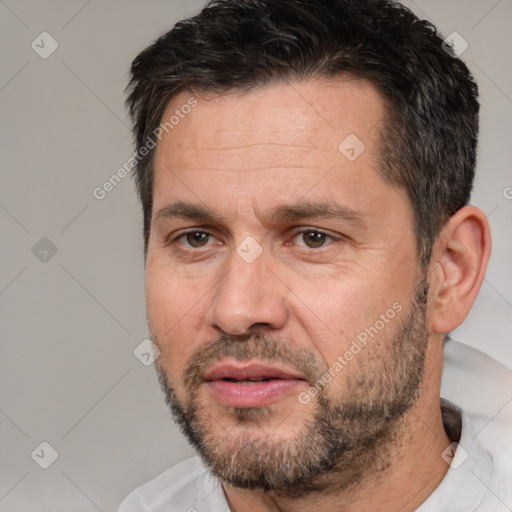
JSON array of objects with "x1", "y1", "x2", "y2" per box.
[
  {"x1": 153, "y1": 201, "x2": 225, "y2": 225},
  {"x1": 152, "y1": 199, "x2": 364, "y2": 227},
  {"x1": 271, "y1": 200, "x2": 363, "y2": 225}
]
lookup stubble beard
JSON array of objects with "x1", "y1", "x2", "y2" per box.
[{"x1": 153, "y1": 274, "x2": 430, "y2": 497}]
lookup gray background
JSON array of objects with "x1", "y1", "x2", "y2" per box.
[{"x1": 0, "y1": 1, "x2": 510, "y2": 510}]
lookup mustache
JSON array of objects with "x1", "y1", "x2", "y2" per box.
[{"x1": 181, "y1": 333, "x2": 326, "y2": 393}]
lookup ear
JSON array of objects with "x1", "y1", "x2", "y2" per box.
[{"x1": 429, "y1": 206, "x2": 491, "y2": 333}]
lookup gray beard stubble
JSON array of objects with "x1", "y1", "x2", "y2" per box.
[{"x1": 153, "y1": 274, "x2": 430, "y2": 497}]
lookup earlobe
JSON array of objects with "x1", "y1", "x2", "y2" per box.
[{"x1": 429, "y1": 206, "x2": 491, "y2": 334}]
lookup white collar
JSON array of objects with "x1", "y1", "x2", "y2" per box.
[
  {"x1": 416, "y1": 398, "x2": 494, "y2": 511},
  {"x1": 175, "y1": 399, "x2": 495, "y2": 511}
]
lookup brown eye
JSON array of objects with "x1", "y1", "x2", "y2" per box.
[
  {"x1": 292, "y1": 230, "x2": 336, "y2": 249},
  {"x1": 177, "y1": 231, "x2": 212, "y2": 248},
  {"x1": 302, "y1": 231, "x2": 326, "y2": 248}
]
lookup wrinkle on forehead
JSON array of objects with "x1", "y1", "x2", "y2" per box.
[
  {"x1": 155, "y1": 76, "x2": 385, "y2": 175},
  {"x1": 149, "y1": 76, "x2": 400, "y2": 238}
]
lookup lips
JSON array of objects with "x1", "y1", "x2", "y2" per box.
[
  {"x1": 203, "y1": 360, "x2": 307, "y2": 407},
  {"x1": 204, "y1": 363, "x2": 304, "y2": 382}
]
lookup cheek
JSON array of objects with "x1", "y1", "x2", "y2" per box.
[
  {"x1": 306, "y1": 281, "x2": 361, "y2": 335},
  {"x1": 145, "y1": 264, "x2": 205, "y2": 375},
  {"x1": 299, "y1": 269, "x2": 409, "y2": 361}
]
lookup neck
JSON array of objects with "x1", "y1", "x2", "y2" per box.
[{"x1": 223, "y1": 342, "x2": 451, "y2": 512}]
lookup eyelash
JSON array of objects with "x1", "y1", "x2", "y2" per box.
[
  {"x1": 173, "y1": 230, "x2": 217, "y2": 249},
  {"x1": 171, "y1": 228, "x2": 339, "y2": 251}
]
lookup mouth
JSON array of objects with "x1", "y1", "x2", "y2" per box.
[{"x1": 203, "y1": 360, "x2": 308, "y2": 408}]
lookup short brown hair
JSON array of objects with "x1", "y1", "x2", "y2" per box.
[{"x1": 126, "y1": 0, "x2": 479, "y2": 262}]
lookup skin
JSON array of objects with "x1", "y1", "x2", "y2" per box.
[{"x1": 145, "y1": 76, "x2": 491, "y2": 511}]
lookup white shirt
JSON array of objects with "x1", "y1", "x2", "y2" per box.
[{"x1": 119, "y1": 341, "x2": 512, "y2": 511}]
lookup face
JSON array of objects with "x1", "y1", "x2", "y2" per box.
[{"x1": 146, "y1": 77, "x2": 430, "y2": 493}]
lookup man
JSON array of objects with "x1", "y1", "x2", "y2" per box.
[{"x1": 119, "y1": 0, "x2": 511, "y2": 510}]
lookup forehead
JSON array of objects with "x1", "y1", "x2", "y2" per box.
[
  {"x1": 149, "y1": 76, "x2": 409, "y2": 229},
  {"x1": 154, "y1": 76, "x2": 385, "y2": 173}
]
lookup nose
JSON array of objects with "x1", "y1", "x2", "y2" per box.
[{"x1": 204, "y1": 244, "x2": 289, "y2": 336}]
